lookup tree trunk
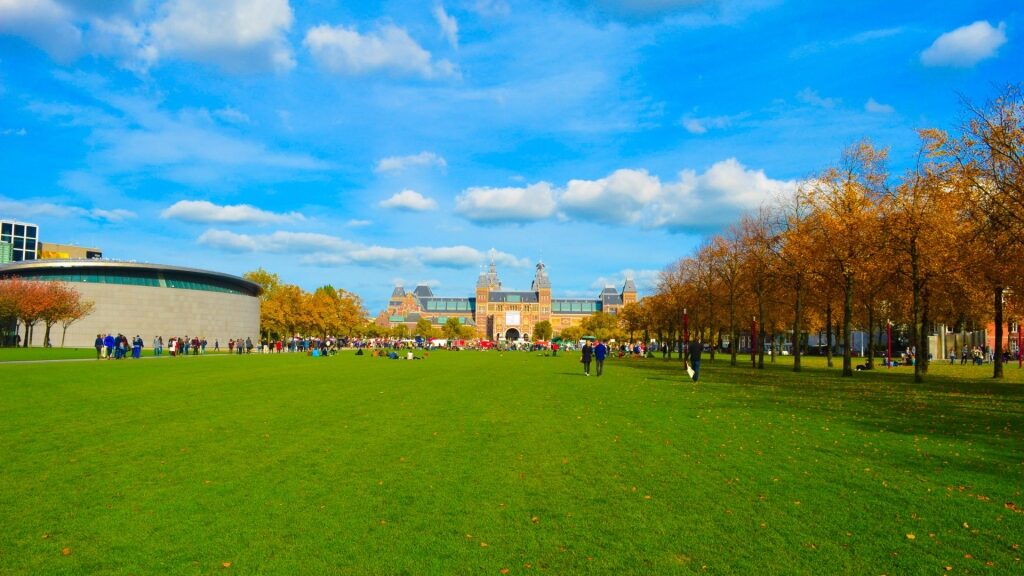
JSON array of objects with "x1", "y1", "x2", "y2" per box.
[
  {"x1": 792, "y1": 284, "x2": 802, "y2": 373},
  {"x1": 842, "y1": 272, "x2": 854, "y2": 377},
  {"x1": 757, "y1": 298, "x2": 765, "y2": 369},
  {"x1": 994, "y1": 286, "x2": 1004, "y2": 379},
  {"x1": 919, "y1": 287, "x2": 931, "y2": 376},
  {"x1": 825, "y1": 303, "x2": 833, "y2": 368}
]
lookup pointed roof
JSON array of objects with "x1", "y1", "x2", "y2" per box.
[
  {"x1": 622, "y1": 278, "x2": 637, "y2": 293},
  {"x1": 531, "y1": 260, "x2": 551, "y2": 290},
  {"x1": 390, "y1": 286, "x2": 406, "y2": 298}
]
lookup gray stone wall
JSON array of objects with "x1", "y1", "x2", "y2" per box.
[{"x1": 48, "y1": 283, "x2": 260, "y2": 349}]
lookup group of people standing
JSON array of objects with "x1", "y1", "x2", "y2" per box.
[
  {"x1": 94, "y1": 334, "x2": 145, "y2": 359},
  {"x1": 577, "y1": 337, "x2": 705, "y2": 382}
]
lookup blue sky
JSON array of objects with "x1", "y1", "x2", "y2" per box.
[{"x1": 1, "y1": 0, "x2": 1019, "y2": 313}]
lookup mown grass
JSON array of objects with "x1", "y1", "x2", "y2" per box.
[{"x1": 0, "y1": 351, "x2": 1021, "y2": 575}]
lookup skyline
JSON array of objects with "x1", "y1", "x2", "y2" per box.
[{"x1": 1, "y1": 0, "x2": 1020, "y2": 312}]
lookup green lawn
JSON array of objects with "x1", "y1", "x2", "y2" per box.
[{"x1": 1, "y1": 351, "x2": 1021, "y2": 575}]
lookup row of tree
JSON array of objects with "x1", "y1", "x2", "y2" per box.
[
  {"x1": 0, "y1": 278, "x2": 95, "y2": 347},
  {"x1": 243, "y1": 268, "x2": 368, "y2": 341},
  {"x1": 627, "y1": 85, "x2": 1023, "y2": 381}
]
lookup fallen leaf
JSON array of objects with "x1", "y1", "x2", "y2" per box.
[
  {"x1": 480, "y1": 542, "x2": 488, "y2": 548},
  {"x1": 531, "y1": 516, "x2": 540, "y2": 524},
  {"x1": 963, "y1": 522, "x2": 970, "y2": 529},
  {"x1": 61, "y1": 548, "x2": 72, "y2": 556},
  {"x1": 964, "y1": 554, "x2": 973, "y2": 559},
  {"x1": 500, "y1": 569, "x2": 509, "y2": 574},
  {"x1": 906, "y1": 534, "x2": 916, "y2": 540},
  {"x1": 222, "y1": 561, "x2": 232, "y2": 568}
]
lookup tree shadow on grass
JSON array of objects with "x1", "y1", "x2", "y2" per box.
[{"x1": 612, "y1": 357, "x2": 1024, "y2": 473}]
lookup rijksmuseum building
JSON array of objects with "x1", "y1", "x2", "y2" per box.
[{"x1": 376, "y1": 260, "x2": 637, "y2": 341}]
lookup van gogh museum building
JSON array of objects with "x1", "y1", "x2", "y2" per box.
[
  {"x1": 0, "y1": 258, "x2": 261, "y2": 349},
  {"x1": 378, "y1": 260, "x2": 638, "y2": 341}
]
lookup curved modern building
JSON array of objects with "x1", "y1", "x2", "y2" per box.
[{"x1": 0, "y1": 259, "x2": 261, "y2": 348}]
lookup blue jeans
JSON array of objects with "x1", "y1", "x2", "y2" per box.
[{"x1": 691, "y1": 360, "x2": 701, "y2": 382}]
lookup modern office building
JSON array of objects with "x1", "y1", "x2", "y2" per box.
[
  {"x1": 377, "y1": 260, "x2": 638, "y2": 341},
  {"x1": 0, "y1": 259, "x2": 261, "y2": 348},
  {"x1": 0, "y1": 220, "x2": 39, "y2": 262}
]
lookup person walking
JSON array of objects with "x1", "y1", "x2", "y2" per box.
[
  {"x1": 686, "y1": 337, "x2": 703, "y2": 382},
  {"x1": 581, "y1": 340, "x2": 594, "y2": 376},
  {"x1": 594, "y1": 339, "x2": 608, "y2": 376},
  {"x1": 94, "y1": 334, "x2": 103, "y2": 360}
]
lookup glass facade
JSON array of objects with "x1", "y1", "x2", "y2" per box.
[
  {"x1": 551, "y1": 300, "x2": 601, "y2": 314},
  {"x1": 13, "y1": 268, "x2": 247, "y2": 295},
  {"x1": 0, "y1": 220, "x2": 38, "y2": 261}
]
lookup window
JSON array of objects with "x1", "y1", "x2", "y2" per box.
[
  {"x1": 25, "y1": 226, "x2": 37, "y2": 239},
  {"x1": 508, "y1": 294, "x2": 521, "y2": 303},
  {"x1": 14, "y1": 224, "x2": 24, "y2": 236},
  {"x1": 1, "y1": 223, "x2": 10, "y2": 234}
]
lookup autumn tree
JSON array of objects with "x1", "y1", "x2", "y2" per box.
[
  {"x1": 414, "y1": 317, "x2": 434, "y2": 339},
  {"x1": 884, "y1": 132, "x2": 968, "y2": 381},
  {"x1": 443, "y1": 317, "x2": 463, "y2": 340},
  {"x1": 709, "y1": 232, "x2": 745, "y2": 366},
  {"x1": 945, "y1": 85, "x2": 1024, "y2": 378},
  {"x1": 59, "y1": 297, "x2": 95, "y2": 348},
  {"x1": 581, "y1": 311, "x2": 619, "y2": 342},
  {"x1": 533, "y1": 320, "x2": 553, "y2": 342},
  {"x1": 768, "y1": 188, "x2": 816, "y2": 371},
  {"x1": 803, "y1": 140, "x2": 888, "y2": 376}
]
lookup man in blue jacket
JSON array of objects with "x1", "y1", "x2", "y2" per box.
[
  {"x1": 594, "y1": 339, "x2": 608, "y2": 376},
  {"x1": 103, "y1": 333, "x2": 115, "y2": 359}
]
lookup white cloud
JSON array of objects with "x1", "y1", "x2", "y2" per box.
[
  {"x1": 921, "y1": 21, "x2": 1007, "y2": 68},
  {"x1": 797, "y1": 88, "x2": 840, "y2": 109},
  {"x1": 375, "y1": 151, "x2": 447, "y2": 173},
  {"x1": 197, "y1": 229, "x2": 354, "y2": 253},
  {"x1": 196, "y1": 228, "x2": 529, "y2": 270},
  {"x1": 0, "y1": 0, "x2": 82, "y2": 62},
  {"x1": 379, "y1": 190, "x2": 438, "y2": 212},
  {"x1": 32, "y1": 86, "x2": 329, "y2": 185},
  {"x1": 590, "y1": 269, "x2": 661, "y2": 293},
  {"x1": 864, "y1": 98, "x2": 895, "y2": 114},
  {"x1": 0, "y1": 196, "x2": 135, "y2": 222},
  {"x1": 681, "y1": 113, "x2": 739, "y2": 134},
  {"x1": 651, "y1": 158, "x2": 797, "y2": 231},
  {"x1": 433, "y1": 4, "x2": 459, "y2": 48},
  {"x1": 214, "y1": 107, "x2": 251, "y2": 124},
  {"x1": 303, "y1": 23, "x2": 458, "y2": 79},
  {"x1": 562, "y1": 169, "x2": 662, "y2": 225},
  {"x1": 469, "y1": 0, "x2": 511, "y2": 17},
  {"x1": 148, "y1": 0, "x2": 295, "y2": 73},
  {"x1": 88, "y1": 208, "x2": 136, "y2": 222},
  {"x1": 346, "y1": 219, "x2": 372, "y2": 227},
  {"x1": 161, "y1": 200, "x2": 306, "y2": 225},
  {"x1": 2, "y1": 128, "x2": 28, "y2": 136},
  {"x1": 454, "y1": 183, "x2": 558, "y2": 224}
]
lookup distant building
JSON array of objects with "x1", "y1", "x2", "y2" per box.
[
  {"x1": 38, "y1": 242, "x2": 103, "y2": 260},
  {"x1": 0, "y1": 259, "x2": 260, "y2": 348},
  {"x1": 377, "y1": 260, "x2": 638, "y2": 341},
  {"x1": 0, "y1": 220, "x2": 39, "y2": 262}
]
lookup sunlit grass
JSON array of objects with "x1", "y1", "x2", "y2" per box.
[{"x1": 1, "y1": 351, "x2": 1021, "y2": 574}]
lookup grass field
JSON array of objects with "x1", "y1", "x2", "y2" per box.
[{"x1": 1, "y1": 350, "x2": 1022, "y2": 575}]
